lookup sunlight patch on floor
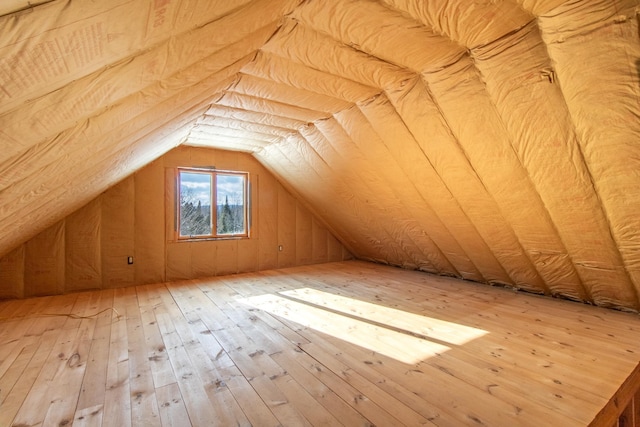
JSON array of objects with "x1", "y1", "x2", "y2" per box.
[{"x1": 240, "y1": 288, "x2": 487, "y2": 364}]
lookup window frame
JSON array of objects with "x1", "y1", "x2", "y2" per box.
[{"x1": 175, "y1": 167, "x2": 250, "y2": 241}]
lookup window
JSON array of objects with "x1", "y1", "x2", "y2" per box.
[{"x1": 177, "y1": 168, "x2": 248, "y2": 239}]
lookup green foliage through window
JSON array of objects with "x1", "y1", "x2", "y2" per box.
[{"x1": 178, "y1": 169, "x2": 247, "y2": 239}]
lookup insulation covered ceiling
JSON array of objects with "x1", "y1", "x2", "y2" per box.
[{"x1": 1, "y1": 0, "x2": 640, "y2": 310}]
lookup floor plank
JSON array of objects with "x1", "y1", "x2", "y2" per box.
[
  {"x1": 0, "y1": 260, "x2": 639, "y2": 426},
  {"x1": 74, "y1": 289, "x2": 115, "y2": 423},
  {"x1": 124, "y1": 286, "x2": 161, "y2": 426},
  {"x1": 103, "y1": 288, "x2": 132, "y2": 427},
  {"x1": 41, "y1": 292, "x2": 99, "y2": 427}
]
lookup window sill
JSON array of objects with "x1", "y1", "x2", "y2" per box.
[{"x1": 174, "y1": 235, "x2": 250, "y2": 243}]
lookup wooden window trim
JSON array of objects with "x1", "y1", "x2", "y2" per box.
[{"x1": 175, "y1": 167, "x2": 250, "y2": 241}]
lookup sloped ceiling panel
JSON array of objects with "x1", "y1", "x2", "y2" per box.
[{"x1": 1, "y1": 0, "x2": 639, "y2": 310}]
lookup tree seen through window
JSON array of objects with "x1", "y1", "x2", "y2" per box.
[{"x1": 216, "y1": 174, "x2": 245, "y2": 235}]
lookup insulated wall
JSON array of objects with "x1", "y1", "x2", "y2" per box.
[{"x1": 0, "y1": 147, "x2": 350, "y2": 298}]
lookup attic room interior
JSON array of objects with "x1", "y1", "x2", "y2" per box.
[{"x1": 1, "y1": 0, "x2": 640, "y2": 425}]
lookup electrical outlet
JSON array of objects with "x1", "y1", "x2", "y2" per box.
[{"x1": 127, "y1": 256, "x2": 134, "y2": 264}]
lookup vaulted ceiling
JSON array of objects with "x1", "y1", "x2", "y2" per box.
[{"x1": 1, "y1": 0, "x2": 640, "y2": 310}]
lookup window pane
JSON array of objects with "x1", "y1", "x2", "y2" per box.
[
  {"x1": 216, "y1": 174, "x2": 245, "y2": 235},
  {"x1": 179, "y1": 172, "x2": 212, "y2": 236}
]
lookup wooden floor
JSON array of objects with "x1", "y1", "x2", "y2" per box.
[{"x1": 1, "y1": 261, "x2": 640, "y2": 426}]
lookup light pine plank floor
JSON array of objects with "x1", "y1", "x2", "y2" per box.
[{"x1": 1, "y1": 260, "x2": 640, "y2": 426}]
